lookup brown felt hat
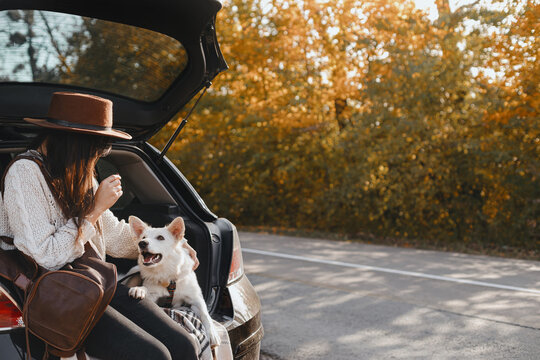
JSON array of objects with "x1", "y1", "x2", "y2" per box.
[{"x1": 24, "y1": 92, "x2": 132, "y2": 140}]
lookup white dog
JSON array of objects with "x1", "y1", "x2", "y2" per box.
[{"x1": 127, "y1": 215, "x2": 220, "y2": 347}]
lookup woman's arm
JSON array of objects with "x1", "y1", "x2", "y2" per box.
[
  {"x1": 4, "y1": 160, "x2": 95, "y2": 270},
  {"x1": 101, "y1": 208, "x2": 139, "y2": 259}
]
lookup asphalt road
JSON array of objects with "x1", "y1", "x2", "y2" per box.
[{"x1": 239, "y1": 232, "x2": 540, "y2": 360}]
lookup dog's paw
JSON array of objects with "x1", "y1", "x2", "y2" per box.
[{"x1": 128, "y1": 286, "x2": 147, "y2": 299}]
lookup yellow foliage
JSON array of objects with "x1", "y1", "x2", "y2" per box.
[{"x1": 149, "y1": 0, "x2": 539, "y2": 251}]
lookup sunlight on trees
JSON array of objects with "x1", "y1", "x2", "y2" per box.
[
  {"x1": 2, "y1": 2, "x2": 534, "y2": 251},
  {"x1": 149, "y1": 0, "x2": 538, "y2": 251}
]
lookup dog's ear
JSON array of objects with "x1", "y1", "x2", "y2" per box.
[
  {"x1": 129, "y1": 216, "x2": 147, "y2": 238},
  {"x1": 167, "y1": 217, "x2": 185, "y2": 240}
]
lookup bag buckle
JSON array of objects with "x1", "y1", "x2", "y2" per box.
[{"x1": 14, "y1": 273, "x2": 31, "y2": 291}]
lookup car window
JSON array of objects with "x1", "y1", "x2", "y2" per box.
[{"x1": 0, "y1": 10, "x2": 188, "y2": 102}]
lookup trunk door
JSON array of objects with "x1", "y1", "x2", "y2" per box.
[{"x1": 0, "y1": 0, "x2": 228, "y2": 140}]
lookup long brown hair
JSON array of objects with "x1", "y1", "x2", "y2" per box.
[{"x1": 31, "y1": 130, "x2": 111, "y2": 237}]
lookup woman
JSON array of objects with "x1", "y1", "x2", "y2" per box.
[{"x1": 2, "y1": 92, "x2": 199, "y2": 360}]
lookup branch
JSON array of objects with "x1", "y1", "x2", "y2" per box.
[
  {"x1": 38, "y1": 10, "x2": 72, "y2": 74},
  {"x1": 455, "y1": 0, "x2": 481, "y2": 15}
]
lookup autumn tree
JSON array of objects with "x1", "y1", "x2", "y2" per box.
[
  {"x1": 110, "y1": 0, "x2": 540, "y2": 252},
  {"x1": 0, "y1": 10, "x2": 64, "y2": 82}
]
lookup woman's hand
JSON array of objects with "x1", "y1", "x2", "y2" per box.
[
  {"x1": 183, "y1": 242, "x2": 199, "y2": 270},
  {"x1": 86, "y1": 174, "x2": 123, "y2": 226}
]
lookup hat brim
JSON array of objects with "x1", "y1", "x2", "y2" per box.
[{"x1": 23, "y1": 118, "x2": 132, "y2": 140}]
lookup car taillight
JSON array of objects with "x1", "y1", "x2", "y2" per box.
[
  {"x1": 228, "y1": 226, "x2": 244, "y2": 285},
  {"x1": 0, "y1": 288, "x2": 24, "y2": 330}
]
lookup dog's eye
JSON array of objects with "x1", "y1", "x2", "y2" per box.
[{"x1": 157, "y1": 235, "x2": 165, "y2": 241}]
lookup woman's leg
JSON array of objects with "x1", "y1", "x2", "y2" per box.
[
  {"x1": 108, "y1": 284, "x2": 199, "y2": 360},
  {"x1": 85, "y1": 305, "x2": 172, "y2": 360}
]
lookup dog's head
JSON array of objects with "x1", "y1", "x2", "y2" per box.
[{"x1": 129, "y1": 216, "x2": 186, "y2": 268}]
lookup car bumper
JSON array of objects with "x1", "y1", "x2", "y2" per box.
[{"x1": 224, "y1": 274, "x2": 264, "y2": 359}]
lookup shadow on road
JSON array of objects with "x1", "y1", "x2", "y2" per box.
[{"x1": 241, "y1": 233, "x2": 540, "y2": 359}]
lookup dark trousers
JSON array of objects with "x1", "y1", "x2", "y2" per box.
[{"x1": 84, "y1": 284, "x2": 199, "y2": 360}]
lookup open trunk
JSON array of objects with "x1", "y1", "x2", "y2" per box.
[{"x1": 0, "y1": 147, "x2": 213, "y2": 300}]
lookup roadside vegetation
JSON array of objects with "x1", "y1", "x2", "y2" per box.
[
  {"x1": 3, "y1": 5, "x2": 535, "y2": 256},
  {"x1": 151, "y1": 0, "x2": 539, "y2": 259}
]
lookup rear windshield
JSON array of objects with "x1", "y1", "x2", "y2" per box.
[{"x1": 0, "y1": 10, "x2": 188, "y2": 102}]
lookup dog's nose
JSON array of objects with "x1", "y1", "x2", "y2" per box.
[{"x1": 138, "y1": 241, "x2": 148, "y2": 250}]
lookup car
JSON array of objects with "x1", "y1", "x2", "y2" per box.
[{"x1": 0, "y1": 0, "x2": 263, "y2": 359}]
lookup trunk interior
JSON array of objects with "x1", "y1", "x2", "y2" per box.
[{"x1": 0, "y1": 146, "x2": 212, "y2": 302}]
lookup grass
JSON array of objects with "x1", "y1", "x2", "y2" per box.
[{"x1": 238, "y1": 225, "x2": 540, "y2": 261}]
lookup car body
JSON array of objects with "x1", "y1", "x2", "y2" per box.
[{"x1": 0, "y1": 0, "x2": 263, "y2": 359}]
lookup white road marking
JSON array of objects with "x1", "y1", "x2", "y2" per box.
[{"x1": 243, "y1": 248, "x2": 540, "y2": 295}]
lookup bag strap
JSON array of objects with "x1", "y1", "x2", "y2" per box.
[
  {"x1": 1, "y1": 152, "x2": 95, "y2": 360},
  {"x1": 41, "y1": 344, "x2": 88, "y2": 360},
  {"x1": 1, "y1": 150, "x2": 68, "y2": 216},
  {"x1": 1, "y1": 151, "x2": 102, "y2": 259},
  {"x1": 77, "y1": 349, "x2": 88, "y2": 360},
  {"x1": 1, "y1": 151, "x2": 44, "y2": 195},
  {"x1": 0, "y1": 152, "x2": 58, "y2": 292},
  {"x1": 0, "y1": 153, "x2": 37, "y2": 249},
  {"x1": 0, "y1": 235, "x2": 13, "y2": 245},
  {"x1": 0, "y1": 150, "x2": 72, "y2": 254}
]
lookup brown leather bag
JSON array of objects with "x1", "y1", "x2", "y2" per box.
[{"x1": 0, "y1": 151, "x2": 117, "y2": 360}]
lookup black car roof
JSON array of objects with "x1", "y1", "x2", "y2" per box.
[{"x1": 0, "y1": 0, "x2": 228, "y2": 140}]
